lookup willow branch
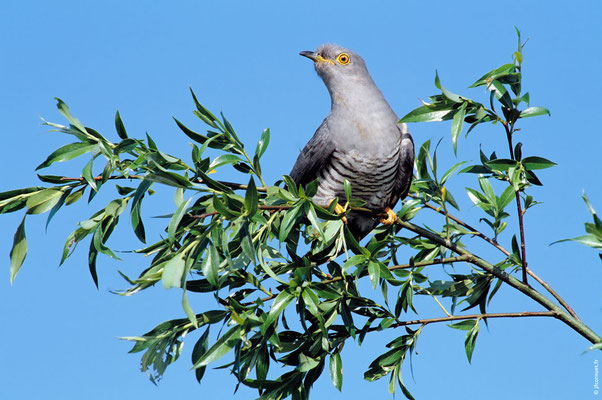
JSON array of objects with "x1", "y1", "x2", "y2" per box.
[
  {"x1": 408, "y1": 193, "x2": 578, "y2": 320},
  {"x1": 319, "y1": 255, "x2": 471, "y2": 285},
  {"x1": 371, "y1": 311, "x2": 558, "y2": 331},
  {"x1": 394, "y1": 217, "x2": 601, "y2": 345},
  {"x1": 526, "y1": 268, "x2": 579, "y2": 320},
  {"x1": 408, "y1": 193, "x2": 511, "y2": 257}
]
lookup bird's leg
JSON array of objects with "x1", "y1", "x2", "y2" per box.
[
  {"x1": 379, "y1": 207, "x2": 397, "y2": 225},
  {"x1": 328, "y1": 199, "x2": 348, "y2": 223}
]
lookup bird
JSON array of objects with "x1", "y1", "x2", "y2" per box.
[{"x1": 290, "y1": 44, "x2": 414, "y2": 239}]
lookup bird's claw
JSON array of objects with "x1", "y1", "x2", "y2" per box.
[
  {"x1": 379, "y1": 207, "x2": 397, "y2": 225},
  {"x1": 330, "y1": 200, "x2": 348, "y2": 223}
]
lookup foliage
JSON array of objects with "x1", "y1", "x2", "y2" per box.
[
  {"x1": 553, "y1": 193, "x2": 602, "y2": 261},
  {"x1": 2, "y1": 29, "x2": 600, "y2": 399}
]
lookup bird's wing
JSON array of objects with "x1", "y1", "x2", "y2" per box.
[
  {"x1": 290, "y1": 119, "x2": 336, "y2": 186},
  {"x1": 390, "y1": 125, "x2": 415, "y2": 205}
]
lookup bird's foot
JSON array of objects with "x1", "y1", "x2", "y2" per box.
[
  {"x1": 329, "y1": 200, "x2": 347, "y2": 223},
  {"x1": 379, "y1": 207, "x2": 397, "y2": 225}
]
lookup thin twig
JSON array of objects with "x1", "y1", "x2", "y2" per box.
[
  {"x1": 408, "y1": 193, "x2": 511, "y2": 256},
  {"x1": 319, "y1": 255, "x2": 471, "y2": 285},
  {"x1": 407, "y1": 194, "x2": 580, "y2": 319},
  {"x1": 369, "y1": 311, "x2": 558, "y2": 331},
  {"x1": 394, "y1": 217, "x2": 601, "y2": 345},
  {"x1": 526, "y1": 268, "x2": 580, "y2": 320},
  {"x1": 502, "y1": 120, "x2": 529, "y2": 285}
]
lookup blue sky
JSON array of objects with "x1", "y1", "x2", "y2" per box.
[{"x1": 1, "y1": 1, "x2": 601, "y2": 399}]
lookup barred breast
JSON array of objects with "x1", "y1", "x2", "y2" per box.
[{"x1": 312, "y1": 139, "x2": 402, "y2": 237}]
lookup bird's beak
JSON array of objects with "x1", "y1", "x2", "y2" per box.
[
  {"x1": 299, "y1": 51, "x2": 334, "y2": 65},
  {"x1": 299, "y1": 51, "x2": 318, "y2": 61}
]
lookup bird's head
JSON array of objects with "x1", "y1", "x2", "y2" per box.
[{"x1": 299, "y1": 44, "x2": 370, "y2": 90}]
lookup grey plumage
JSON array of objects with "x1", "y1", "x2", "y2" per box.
[{"x1": 291, "y1": 44, "x2": 414, "y2": 238}]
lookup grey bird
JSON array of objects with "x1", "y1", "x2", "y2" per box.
[{"x1": 290, "y1": 44, "x2": 414, "y2": 238}]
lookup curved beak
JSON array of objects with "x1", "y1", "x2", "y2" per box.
[{"x1": 299, "y1": 51, "x2": 318, "y2": 61}]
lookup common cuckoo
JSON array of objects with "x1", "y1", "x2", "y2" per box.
[{"x1": 290, "y1": 44, "x2": 414, "y2": 238}]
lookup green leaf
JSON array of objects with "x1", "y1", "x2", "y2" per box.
[
  {"x1": 279, "y1": 202, "x2": 302, "y2": 244},
  {"x1": 344, "y1": 179, "x2": 352, "y2": 203},
  {"x1": 162, "y1": 253, "x2": 187, "y2": 289},
  {"x1": 9, "y1": 216, "x2": 27, "y2": 284},
  {"x1": 197, "y1": 170, "x2": 233, "y2": 193},
  {"x1": 298, "y1": 353, "x2": 320, "y2": 372},
  {"x1": 485, "y1": 158, "x2": 518, "y2": 172},
  {"x1": 245, "y1": 176, "x2": 258, "y2": 217},
  {"x1": 168, "y1": 198, "x2": 192, "y2": 244},
  {"x1": 36, "y1": 142, "x2": 98, "y2": 170},
  {"x1": 131, "y1": 180, "x2": 151, "y2": 243},
  {"x1": 448, "y1": 319, "x2": 477, "y2": 331},
  {"x1": 487, "y1": 79, "x2": 513, "y2": 109},
  {"x1": 469, "y1": 63, "x2": 517, "y2": 88},
  {"x1": 306, "y1": 204, "x2": 324, "y2": 241},
  {"x1": 145, "y1": 171, "x2": 191, "y2": 188},
  {"x1": 87, "y1": 234, "x2": 100, "y2": 288},
  {"x1": 329, "y1": 352, "x2": 343, "y2": 391},
  {"x1": 46, "y1": 188, "x2": 72, "y2": 229},
  {"x1": 182, "y1": 290, "x2": 198, "y2": 328},
  {"x1": 173, "y1": 117, "x2": 211, "y2": 145},
  {"x1": 55, "y1": 98, "x2": 88, "y2": 134},
  {"x1": 25, "y1": 188, "x2": 64, "y2": 215},
  {"x1": 82, "y1": 157, "x2": 97, "y2": 191},
  {"x1": 189, "y1": 89, "x2": 220, "y2": 129},
  {"x1": 519, "y1": 106, "x2": 551, "y2": 118},
  {"x1": 498, "y1": 185, "x2": 516, "y2": 210},
  {"x1": 555, "y1": 235, "x2": 602, "y2": 250},
  {"x1": 435, "y1": 71, "x2": 462, "y2": 103},
  {"x1": 440, "y1": 163, "x2": 466, "y2": 187},
  {"x1": 202, "y1": 244, "x2": 220, "y2": 287},
  {"x1": 399, "y1": 103, "x2": 455, "y2": 123},
  {"x1": 115, "y1": 110, "x2": 128, "y2": 139},
  {"x1": 192, "y1": 325, "x2": 241, "y2": 369},
  {"x1": 465, "y1": 321, "x2": 479, "y2": 363},
  {"x1": 521, "y1": 156, "x2": 557, "y2": 170},
  {"x1": 191, "y1": 327, "x2": 210, "y2": 383},
  {"x1": 451, "y1": 102, "x2": 467, "y2": 154},
  {"x1": 262, "y1": 290, "x2": 295, "y2": 333},
  {"x1": 208, "y1": 154, "x2": 243, "y2": 171},
  {"x1": 368, "y1": 260, "x2": 380, "y2": 289},
  {"x1": 255, "y1": 128, "x2": 270, "y2": 159},
  {"x1": 301, "y1": 288, "x2": 320, "y2": 315}
]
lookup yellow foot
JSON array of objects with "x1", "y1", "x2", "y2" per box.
[
  {"x1": 329, "y1": 200, "x2": 347, "y2": 223},
  {"x1": 379, "y1": 207, "x2": 397, "y2": 225}
]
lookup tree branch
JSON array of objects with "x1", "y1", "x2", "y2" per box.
[
  {"x1": 408, "y1": 193, "x2": 511, "y2": 257},
  {"x1": 408, "y1": 194, "x2": 579, "y2": 320},
  {"x1": 319, "y1": 255, "x2": 471, "y2": 285},
  {"x1": 394, "y1": 217, "x2": 601, "y2": 345},
  {"x1": 526, "y1": 268, "x2": 580, "y2": 320},
  {"x1": 502, "y1": 121, "x2": 529, "y2": 285},
  {"x1": 377, "y1": 311, "x2": 558, "y2": 331}
]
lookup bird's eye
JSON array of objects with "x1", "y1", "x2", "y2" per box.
[{"x1": 336, "y1": 53, "x2": 350, "y2": 65}]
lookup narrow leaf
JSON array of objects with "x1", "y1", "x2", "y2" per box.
[
  {"x1": 115, "y1": 111, "x2": 128, "y2": 139},
  {"x1": 520, "y1": 106, "x2": 551, "y2": 118},
  {"x1": 521, "y1": 156, "x2": 557, "y2": 170},
  {"x1": 10, "y1": 216, "x2": 27, "y2": 284},
  {"x1": 451, "y1": 102, "x2": 467, "y2": 154},
  {"x1": 329, "y1": 352, "x2": 343, "y2": 391},
  {"x1": 162, "y1": 253, "x2": 187, "y2": 289},
  {"x1": 192, "y1": 325, "x2": 241, "y2": 369}
]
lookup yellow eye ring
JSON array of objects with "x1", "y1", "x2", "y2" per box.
[{"x1": 336, "y1": 53, "x2": 351, "y2": 65}]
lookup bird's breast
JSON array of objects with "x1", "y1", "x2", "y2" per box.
[{"x1": 313, "y1": 139, "x2": 401, "y2": 210}]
